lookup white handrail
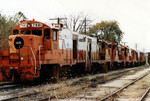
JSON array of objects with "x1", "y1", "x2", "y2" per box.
[
  {"x1": 27, "y1": 45, "x2": 37, "y2": 74},
  {"x1": 39, "y1": 45, "x2": 43, "y2": 70}
]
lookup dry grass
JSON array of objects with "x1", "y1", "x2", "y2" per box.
[
  {"x1": 12, "y1": 65, "x2": 150, "y2": 100},
  {"x1": 45, "y1": 66, "x2": 150, "y2": 100}
]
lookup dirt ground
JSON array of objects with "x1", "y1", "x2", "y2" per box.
[
  {"x1": 115, "y1": 71, "x2": 150, "y2": 101},
  {"x1": 58, "y1": 66, "x2": 150, "y2": 101}
]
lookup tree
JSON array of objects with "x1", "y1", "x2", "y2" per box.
[
  {"x1": 89, "y1": 21, "x2": 124, "y2": 43},
  {"x1": 0, "y1": 11, "x2": 27, "y2": 49},
  {"x1": 0, "y1": 11, "x2": 26, "y2": 37},
  {"x1": 62, "y1": 12, "x2": 93, "y2": 33}
]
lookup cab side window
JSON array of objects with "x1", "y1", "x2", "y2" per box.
[
  {"x1": 13, "y1": 29, "x2": 19, "y2": 35},
  {"x1": 44, "y1": 28, "x2": 50, "y2": 39},
  {"x1": 53, "y1": 30, "x2": 57, "y2": 41}
]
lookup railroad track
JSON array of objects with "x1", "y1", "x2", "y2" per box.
[
  {"x1": 99, "y1": 72, "x2": 150, "y2": 101},
  {"x1": 0, "y1": 82, "x2": 40, "y2": 101},
  {"x1": 0, "y1": 82, "x2": 35, "y2": 91},
  {"x1": 44, "y1": 66, "x2": 149, "y2": 101},
  {"x1": 139, "y1": 87, "x2": 150, "y2": 101},
  {"x1": 0, "y1": 84, "x2": 23, "y2": 91},
  {"x1": 0, "y1": 65, "x2": 148, "y2": 101},
  {"x1": 39, "y1": 66, "x2": 148, "y2": 101},
  {"x1": 0, "y1": 75, "x2": 121, "y2": 101},
  {"x1": 0, "y1": 67, "x2": 132, "y2": 101},
  {"x1": 39, "y1": 73, "x2": 124, "y2": 101},
  {"x1": 0, "y1": 82, "x2": 20, "y2": 90},
  {"x1": 0, "y1": 82, "x2": 14, "y2": 86}
]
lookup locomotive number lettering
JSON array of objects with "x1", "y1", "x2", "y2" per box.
[
  {"x1": 32, "y1": 23, "x2": 43, "y2": 27},
  {"x1": 16, "y1": 41, "x2": 22, "y2": 45},
  {"x1": 20, "y1": 24, "x2": 27, "y2": 28}
]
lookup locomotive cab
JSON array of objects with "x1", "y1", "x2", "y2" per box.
[
  {"x1": 98, "y1": 40, "x2": 111, "y2": 61},
  {"x1": 111, "y1": 43, "x2": 119, "y2": 69},
  {"x1": 139, "y1": 52, "x2": 145, "y2": 65},
  {"x1": 120, "y1": 46, "x2": 130, "y2": 67},
  {"x1": 7, "y1": 19, "x2": 56, "y2": 81}
]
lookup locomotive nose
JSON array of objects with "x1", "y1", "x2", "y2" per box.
[{"x1": 14, "y1": 37, "x2": 24, "y2": 49}]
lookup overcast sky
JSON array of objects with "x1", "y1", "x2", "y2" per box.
[{"x1": 0, "y1": 0, "x2": 150, "y2": 52}]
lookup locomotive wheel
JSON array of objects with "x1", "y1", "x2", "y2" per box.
[
  {"x1": 38, "y1": 65, "x2": 52, "y2": 83},
  {"x1": 91, "y1": 63, "x2": 100, "y2": 74},
  {"x1": 68, "y1": 65, "x2": 76, "y2": 78},
  {"x1": 76, "y1": 63, "x2": 85, "y2": 76},
  {"x1": 102, "y1": 62, "x2": 108, "y2": 73},
  {"x1": 60, "y1": 66, "x2": 68, "y2": 80},
  {"x1": 51, "y1": 64, "x2": 60, "y2": 82},
  {"x1": 36, "y1": 64, "x2": 60, "y2": 83},
  {"x1": 110, "y1": 63, "x2": 113, "y2": 70},
  {"x1": 113, "y1": 62, "x2": 118, "y2": 70},
  {"x1": 121, "y1": 62, "x2": 124, "y2": 68},
  {"x1": 91, "y1": 64, "x2": 96, "y2": 74}
]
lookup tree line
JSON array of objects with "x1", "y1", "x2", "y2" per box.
[
  {"x1": 62, "y1": 13, "x2": 124, "y2": 43},
  {"x1": 0, "y1": 12, "x2": 124, "y2": 47}
]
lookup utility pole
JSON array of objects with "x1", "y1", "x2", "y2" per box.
[
  {"x1": 135, "y1": 43, "x2": 138, "y2": 51},
  {"x1": 84, "y1": 17, "x2": 87, "y2": 34},
  {"x1": 143, "y1": 48, "x2": 145, "y2": 53},
  {"x1": 49, "y1": 17, "x2": 67, "y2": 24},
  {"x1": 80, "y1": 17, "x2": 91, "y2": 34},
  {"x1": 122, "y1": 42, "x2": 128, "y2": 46}
]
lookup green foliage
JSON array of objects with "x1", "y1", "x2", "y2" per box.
[
  {"x1": 89, "y1": 21, "x2": 124, "y2": 43},
  {"x1": 0, "y1": 11, "x2": 26, "y2": 49},
  {"x1": 0, "y1": 11, "x2": 26, "y2": 37}
]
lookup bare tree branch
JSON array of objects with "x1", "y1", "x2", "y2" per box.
[{"x1": 62, "y1": 12, "x2": 93, "y2": 33}]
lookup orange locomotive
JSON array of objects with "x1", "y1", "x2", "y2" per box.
[
  {"x1": 0, "y1": 19, "x2": 97, "y2": 81},
  {"x1": 138, "y1": 52, "x2": 145, "y2": 65},
  {"x1": 0, "y1": 19, "x2": 146, "y2": 82}
]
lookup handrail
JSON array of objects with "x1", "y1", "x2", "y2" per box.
[
  {"x1": 27, "y1": 45, "x2": 37, "y2": 74},
  {"x1": 39, "y1": 45, "x2": 43, "y2": 70}
]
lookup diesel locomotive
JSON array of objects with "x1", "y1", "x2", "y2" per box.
[{"x1": 0, "y1": 19, "x2": 145, "y2": 82}]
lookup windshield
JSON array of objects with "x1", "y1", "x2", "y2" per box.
[
  {"x1": 21, "y1": 30, "x2": 30, "y2": 35},
  {"x1": 20, "y1": 30, "x2": 42, "y2": 36}
]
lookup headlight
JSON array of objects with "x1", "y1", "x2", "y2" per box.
[
  {"x1": 21, "y1": 57, "x2": 24, "y2": 60},
  {"x1": 14, "y1": 37, "x2": 24, "y2": 49}
]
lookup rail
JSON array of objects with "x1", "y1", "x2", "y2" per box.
[
  {"x1": 99, "y1": 73, "x2": 149, "y2": 101},
  {"x1": 139, "y1": 87, "x2": 150, "y2": 101}
]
